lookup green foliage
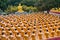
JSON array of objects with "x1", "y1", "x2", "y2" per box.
[
  {"x1": 0, "y1": 9, "x2": 3, "y2": 12},
  {"x1": 0, "y1": 0, "x2": 22, "y2": 11},
  {"x1": 0, "y1": 0, "x2": 60, "y2": 13},
  {"x1": 0, "y1": 0, "x2": 8, "y2": 11},
  {"x1": 22, "y1": 5, "x2": 38, "y2": 12},
  {"x1": 5, "y1": 5, "x2": 18, "y2": 14},
  {"x1": 7, "y1": 0, "x2": 22, "y2": 5},
  {"x1": 0, "y1": 9, "x2": 7, "y2": 15},
  {"x1": 21, "y1": 0, "x2": 38, "y2": 6},
  {"x1": 35, "y1": 0, "x2": 60, "y2": 11}
]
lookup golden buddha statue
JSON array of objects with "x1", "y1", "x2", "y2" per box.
[{"x1": 17, "y1": 4, "x2": 24, "y2": 12}]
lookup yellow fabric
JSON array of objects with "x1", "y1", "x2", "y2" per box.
[{"x1": 0, "y1": 13, "x2": 60, "y2": 40}]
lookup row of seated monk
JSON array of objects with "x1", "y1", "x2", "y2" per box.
[{"x1": 0, "y1": 13, "x2": 60, "y2": 40}]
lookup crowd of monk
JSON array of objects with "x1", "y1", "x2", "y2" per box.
[{"x1": 0, "y1": 13, "x2": 60, "y2": 40}]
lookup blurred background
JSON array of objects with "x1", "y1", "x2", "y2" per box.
[{"x1": 0, "y1": 0, "x2": 60, "y2": 15}]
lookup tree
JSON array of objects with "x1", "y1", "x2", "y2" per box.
[
  {"x1": 34, "y1": 0, "x2": 60, "y2": 11},
  {"x1": 0, "y1": 0, "x2": 60, "y2": 12},
  {"x1": 0, "y1": 0, "x2": 22, "y2": 11},
  {"x1": 21, "y1": 0, "x2": 38, "y2": 6},
  {"x1": 5, "y1": 5, "x2": 18, "y2": 14},
  {"x1": 7, "y1": 0, "x2": 22, "y2": 6},
  {"x1": 0, "y1": 0, "x2": 8, "y2": 11}
]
